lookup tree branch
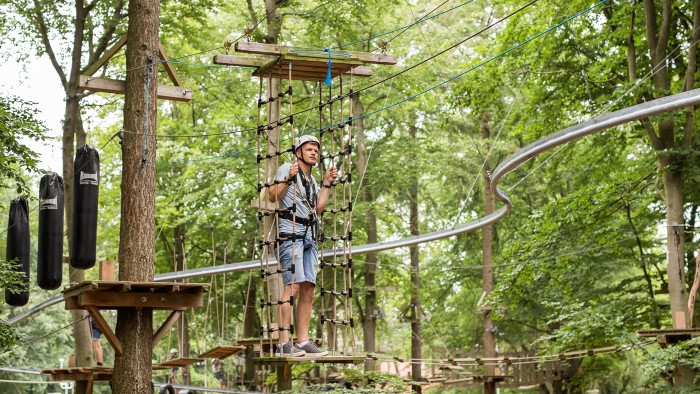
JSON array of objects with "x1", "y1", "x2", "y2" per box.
[
  {"x1": 246, "y1": 0, "x2": 259, "y2": 27},
  {"x1": 32, "y1": 0, "x2": 67, "y2": 88},
  {"x1": 86, "y1": 0, "x2": 127, "y2": 70}
]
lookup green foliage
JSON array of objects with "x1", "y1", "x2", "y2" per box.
[
  {"x1": 641, "y1": 338, "x2": 700, "y2": 388},
  {"x1": 0, "y1": 96, "x2": 47, "y2": 195},
  {"x1": 0, "y1": 260, "x2": 25, "y2": 356}
]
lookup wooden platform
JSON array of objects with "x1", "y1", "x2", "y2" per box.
[
  {"x1": 62, "y1": 281, "x2": 207, "y2": 357},
  {"x1": 43, "y1": 367, "x2": 113, "y2": 394},
  {"x1": 636, "y1": 329, "x2": 700, "y2": 337},
  {"x1": 254, "y1": 354, "x2": 366, "y2": 365},
  {"x1": 214, "y1": 41, "x2": 396, "y2": 83},
  {"x1": 253, "y1": 53, "x2": 364, "y2": 82},
  {"x1": 199, "y1": 345, "x2": 246, "y2": 360},
  {"x1": 637, "y1": 328, "x2": 700, "y2": 347},
  {"x1": 236, "y1": 337, "x2": 322, "y2": 352},
  {"x1": 155, "y1": 357, "x2": 202, "y2": 368},
  {"x1": 43, "y1": 367, "x2": 113, "y2": 381}
]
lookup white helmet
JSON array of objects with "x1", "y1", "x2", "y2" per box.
[
  {"x1": 170, "y1": 348, "x2": 178, "y2": 354},
  {"x1": 295, "y1": 135, "x2": 319, "y2": 151}
]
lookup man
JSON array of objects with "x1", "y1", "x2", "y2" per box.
[
  {"x1": 212, "y1": 358, "x2": 226, "y2": 388},
  {"x1": 89, "y1": 316, "x2": 104, "y2": 366},
  {"x1": 168, "y1": 348, "x2": 179, "y2": 384},
  {"x1": 269, "y1": 134, "x2": 337, "y2": 357}
]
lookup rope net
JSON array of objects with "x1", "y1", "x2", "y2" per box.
[
  {"x1": 318, "y1": 73, "x2": 356, "y2": 355},
  {"x1": 255, "y1": 62, "x2": 357, "y2": 356}
]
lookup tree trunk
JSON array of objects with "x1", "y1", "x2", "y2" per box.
[
  {"x1": 353, "y1": 92, "x2": 378, "y2": 372},
  {"x1": 409, "y1": 125, "x2": 422, "y2": 393},
  {"x1": 636, "y1": 0, "x2": 696, "y2": 385},
  {"x1": 112, "y1": 0, "x2": 159, "y2": 391},
  {"x1": 662, "y1": 167, "x2": 688, "y2": 328},
  {"x1": 481, "y1": 114, "x2": 497, "y2": 393},
  {"x1": 64, "y1": 4, "x2": 92, "y2": 392}
]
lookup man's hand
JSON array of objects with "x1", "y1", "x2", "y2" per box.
[
  {"x1": 287, "y1": 163, "x2": 299, "y2": 181},
  {"x1": 324, "y1": 166, "x2": 338, "y2": 186}
]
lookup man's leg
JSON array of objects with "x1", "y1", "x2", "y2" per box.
[
  {"x1": 92, "y1": 338, "x2": 103, "y2": 365},
  {"x1": 278, "y1": 283, "x2": 299, "y2": 343},
  {"x1": 296, "y1": 282, "x2": 315, "y2": 343}
]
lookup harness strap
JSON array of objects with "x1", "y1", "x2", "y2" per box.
[{"x1": 279, "y1": 211, "x2": 316, "y2": 227}]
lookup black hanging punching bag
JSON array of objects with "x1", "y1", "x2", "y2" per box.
[
  {"x1": 70, "y1": 144, "x2": 100, "y2": 269},
  {"x1": 38, "y1": 173, "x2": 64, "y2": 290},
  {"x1": 5, "y1": 197, "x2": 30, "y2": 306}
]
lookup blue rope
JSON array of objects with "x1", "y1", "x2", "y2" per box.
[
  {"x1": 149, "y1": 0, "x2": 607, "y2": 165},
  {"x1": 331, "y1": 0, "x2": 477, "y2": 50},
  {"x1": 324, "y1": 48, "x2": 333, "y2": 86},
  {"x1": 142, "y1": 59, "x2": 152, "y2": 164}
]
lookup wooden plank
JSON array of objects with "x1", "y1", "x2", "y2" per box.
[
  {"x1": 63, "y1": 281, "x2": 99, "y2": 298},
  {"x1": 152, "y1": 310, "x2": 182, "y2": 348},
  {"x1": 214, "y1": 54, "x2": 271, "y2": 68},
  {"x1": 77, "y1": 291, "x2": 202, "y2": 309},
  {"x1": 85, "y1": 305, "x2": 123, "y2": 356},
  {"x1": 199, "y1": 345, "x2": 246, "y2": 360},
  {"x1": 254, "y1": 355, "x2": 365, "y2": 365},
  {"x1": 157, "y1": 357, "x2": 202, "y2": 367},
  {"x1": 83, "y1": 35, "x2": 128, "y2": 76},
  {"x1": 235, "y1": 41, "x2": 397, "y2": 65},
  {"x1": 158, "y1": 43, "x2": 183, "y2": 87},
  {"x1": 79, "y1": 76, "x2": 193, "y2": 102},
  {"x1": 636, "y1": 329, "x2": 700, "y2": 337}
]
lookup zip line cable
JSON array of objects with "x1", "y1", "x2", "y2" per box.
[
  {"x1": 287, "y1": 0, "x2": 540, "y2": 123},
  {"x1": 451, "y1": 31, "x2": 550, "y2": 226},
  {"x1": 330, "y1": 0, "x2": 469, "y2": 50},
  {"x1": 142, "y1": 0, "x2": 534, "y2": 144},
  {"x1": 121, "y1": 0, "x2": 517, "y2": 144},
  {"x1": 149, "y1": 0, "x2": 606, "y2": 165},
  {"x1": 118, "y1": 0, "x2": 288, "y2": 75}
]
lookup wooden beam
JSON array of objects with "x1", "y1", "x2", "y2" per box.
[
  {"x1": 152, "y1": 310, "x2": 182, "y2": 348},
  {"x1": 77, "y1": 291, "x2": 203, "y2": 309},
  {"x1": 85, "y1": 305, "x2": 123, "y2": 356},
  {"x1": 79, "y1": 76, "x2": 192, "y2": 102},
  {"x1": 83, "y1": 35, "x2": 128, "y2": 76},
  {"x1": 235, "y1": 41, "x2": 397, "y2": 65},
  {"x1": 158, "y1": 43, "x2": 183, "y2": 87},
  {"x1": 213, "y1": 54, "x2": 271, "y2": 68}
]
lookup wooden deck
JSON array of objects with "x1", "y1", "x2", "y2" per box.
[
  {"x1": 61, "y1": 281, "x2": 207, "y2": 357},
  {"x1": 254, "y1": 354, "x2": 366, "y2": 365},
  {"x1": 154, "y1": 357, "x2": 202, "y2": 368},
  {"x1": 199, "y1": 345, "x2": 246, "y2": 360}
]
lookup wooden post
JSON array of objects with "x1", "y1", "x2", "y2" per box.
[{"x1": 99, "y1": 260, "x2": 115, "y2": 281}]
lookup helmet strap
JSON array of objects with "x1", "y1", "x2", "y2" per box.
[{"x1": 296, "y1": 144, "x2": 317, "y2": 167}]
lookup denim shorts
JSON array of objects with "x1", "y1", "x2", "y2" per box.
[
  {"x1": 91, "y1": 325, "x2": 102, "y2": 339},
  {"x1": 277, "y1": 231, "x2": 318, "y2": 285}
]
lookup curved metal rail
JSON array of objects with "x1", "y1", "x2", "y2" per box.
[{"x1": 10, "y1": 89, "x2": 700, "y2": 325}]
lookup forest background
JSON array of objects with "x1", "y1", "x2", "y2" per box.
[{"x1": 1, "y1": 0, "x2": 700, "y2": 392}]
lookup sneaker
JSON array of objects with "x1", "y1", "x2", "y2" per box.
[
  {"x1": 295, "y1": 341, "x2": 328, "y2": 357},
  {"x1": 275, "y1": 341, "x2": 306, "y2": 357}
]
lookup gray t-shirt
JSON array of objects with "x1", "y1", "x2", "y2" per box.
[{"x1": 276, "y1": 162, "x2": 318, "y2": 235}]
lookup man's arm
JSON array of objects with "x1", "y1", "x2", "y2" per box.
[{"x1": 269, "y1": 163, "x2": 297, "y2": 203}]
